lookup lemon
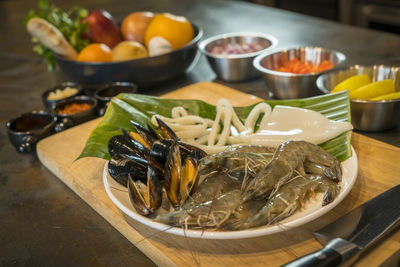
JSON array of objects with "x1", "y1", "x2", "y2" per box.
[
  {"x1": 350, "y1": 79, "x2": 396, "y2": 100},
  {"x1": 332, "y1": 74, "x2": 371, "y2": 93},
  {"x1": 371, "y1": 92, "x2": 400, "y2": 101}
]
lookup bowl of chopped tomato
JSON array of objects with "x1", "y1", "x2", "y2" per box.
[{"x1": 253, "y1": 46, "x2": 346, "y2": 99}]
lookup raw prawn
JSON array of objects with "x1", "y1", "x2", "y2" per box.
[
  {"x1": 224, "y1": 174, "x2": 340, "y2": 230},
  {"x1": 241, "y1": 140, "x2": 342, "y2": 202}
]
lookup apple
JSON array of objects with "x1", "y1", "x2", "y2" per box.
[{"x1": 82, "y1": 10, "x2": 123, "y2": 48}]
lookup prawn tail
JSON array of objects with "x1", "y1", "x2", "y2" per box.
[{"x1": 322, "y1": 184, "x2": 341, "y2": 206}]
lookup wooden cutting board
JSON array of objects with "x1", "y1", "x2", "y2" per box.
[{"x1": 37, "y1": 82, "x2": 400, "y2": 267}]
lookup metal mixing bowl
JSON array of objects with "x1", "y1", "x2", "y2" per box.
[
  {"x1": 198, "y1": 32, "x2": 278, "y2": 82},
  {"x1": 316, "y1": 65, "x2": 400, "y2": 131},
  {"x1": 55, "y1": 25, "x2": 203, "y2": 88},
  {"x1": 253, "y1": 46, "x2": 346, "y2": 99}
]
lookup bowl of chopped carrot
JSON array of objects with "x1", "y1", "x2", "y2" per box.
[{"x1": 253, "y1": 46, "x2": 346, "y2": 99}]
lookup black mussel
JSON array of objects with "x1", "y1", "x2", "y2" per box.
[
  {"x1": 179, "y1": 157, "x2": 200, "y2": 204},
  {"x1": 109, "y1": 134, "x2": 131, "y2": 158},
  {"x1": 108, "y1": 132, "x2": 149, "y2": 160},
  {"x1": 164, "y1": 141, "x2": 181, "y2": 207},
  {"x1": 163, "y1": 142, "x2": 200, "y2": 208},
  {"x1": 108, "y1": 154, "x2": 149, "y2": 187},
  {"x1": 150, "y1": 139, "x2": 207, "y2": 168},
  {"x1": 154, "y1": 116, "x2": 178, "y2": 140},
  {"x1": 130, "y1": 120, "x2": 160, "y2": 149},
  {"x1": 147, "y1": 122, "x2": 162, "y2": 141},
  {"x1": 108, "y1": 117, "x2": 207, "y2": 211},
  {"x1": 150, "y1": 139, "x2": 173, "y2": 167},
  {"x1": 123, "y1": 128, "x2": 166, "y2": 172},
  {"x1": 122, "y1": 129, "x2": 151, "y2": 159},
  {"x1": 128, "y1": 165, "x2": 164, "y2": 216},
  {"x1": 178, "y1": 142, "x2": 207, "y2": 162}
]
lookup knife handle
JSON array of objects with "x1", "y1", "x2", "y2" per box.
[{"x1": 281, "y1": 238, "x2": 361, "y2": 267}]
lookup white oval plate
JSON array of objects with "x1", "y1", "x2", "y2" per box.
[{"x1": 103, "y1": 147, "x2": 358, "y2": 240}]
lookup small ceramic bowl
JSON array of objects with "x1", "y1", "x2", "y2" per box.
[
  {"x1": 52, "y1": 95, "x2": 98, "y2": 131},
  {"x1": 42, "y1": 82, "x2": 82, "y2": 109},
  {"x1": 94, "y1": 82, "x2": 138, "y2": 116},
  {"x1": 6, "y1": 110, "x2": 57, "y2": 152}
]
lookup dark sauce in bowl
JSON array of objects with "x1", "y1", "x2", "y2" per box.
[
  {"x1": 94, "y1": 82, "x2": 138, "y2": 116},
  {"x1": 6, "y1": 111, "x2": 56, "y2": 152},
  {"x1": 95, "y1": 82, "x2": 138, "y2": 100},
  {"x1": 9, "y1": 113, "x2": 54, "y2": 132}
]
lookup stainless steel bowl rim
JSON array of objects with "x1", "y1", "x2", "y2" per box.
[
  {"x1": 253, "y1": 46, "x2": 346, "y2": 77},
  {"x1": 54, "y1": 24, "x2": 203, "y2": 65},
  {"x1": 198, "y1": 32, "x2": 278, "y2": 59},
  {"x1": 316, "y1": 64, "x2": 400, "y2": 103}
]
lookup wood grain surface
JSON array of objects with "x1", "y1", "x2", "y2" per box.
[{"x1": 36, "y1": 82, "x2": 400, "y2": 267}]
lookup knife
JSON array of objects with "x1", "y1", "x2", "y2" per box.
[{"x1": 282, "y1": 184, "x2": 400, "y2": 267}]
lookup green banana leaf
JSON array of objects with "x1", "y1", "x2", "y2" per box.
[{"x1": 77, "y1": 90, "x2": 352, "y2": 162}]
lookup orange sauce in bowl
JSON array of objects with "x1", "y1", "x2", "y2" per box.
[
  {"x1": 57, "y1": 103, "x2": 92, "y2": 115},
  {"x1": 276, "y1": 58, "x2": 334, "y2": 74}
]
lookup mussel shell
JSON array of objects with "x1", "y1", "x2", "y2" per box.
[
  {"x1": 179, "y1": 157, "x2": 200, "y2": 204},
  {"x1": 108, "y1": 154, "x2": 149, "y2": 187},
  {"x1": 163, "y1": 141, "x2": 181, "y2": 207},
  {"x1": 128, "y1": 165, "x2": 164, "y2": 216},
  {"x1": 130, "y1": 120, "x2": 160, "y2": 146},
  {"x1": 179, "y1": 142, "x2": 207, "y2": 161},
  {"x1": 150, "y1": 139, "x2": 172, "y2": 167},
  {"x1": 150, "y1": 139, "x2": 207, "y2": 168},
  {"x1": 108, "y1": 131, "x2": 150, "y2": 160},
  {"x1": 155, "y1": 117, "x2": 178, "y2": 140}
]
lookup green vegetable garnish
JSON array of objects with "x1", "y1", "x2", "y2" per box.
[{"x1": 24, "y1": 0, "x2": 89, "y2": 70}]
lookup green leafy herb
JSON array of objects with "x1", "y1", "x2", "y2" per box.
[
  {"x1": 24, "y1": 0, "x2": 89, "y2": 70},
  {"x1": 77, "y1": 90, "x2": 352, "y2": 162}
]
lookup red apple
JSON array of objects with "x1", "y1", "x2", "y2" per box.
[{"x1": 82, "y1": 10, "x2": 123, "y2": 48}]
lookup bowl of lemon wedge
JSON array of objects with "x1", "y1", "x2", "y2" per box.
[{"x1": 316, "y1": 65, "x2": 400, "y2": 131}]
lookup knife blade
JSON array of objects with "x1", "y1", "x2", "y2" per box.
[{"x1": 282, "y1": 184, "x2": 400, "y2": 267}]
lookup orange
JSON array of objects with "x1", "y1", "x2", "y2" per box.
[
  {"x1": 144, "y1": 13, "x2": 194, "y2": 50},
  {"x1": 77, "y1": 43, "x2": 112, "y2": 62}
]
